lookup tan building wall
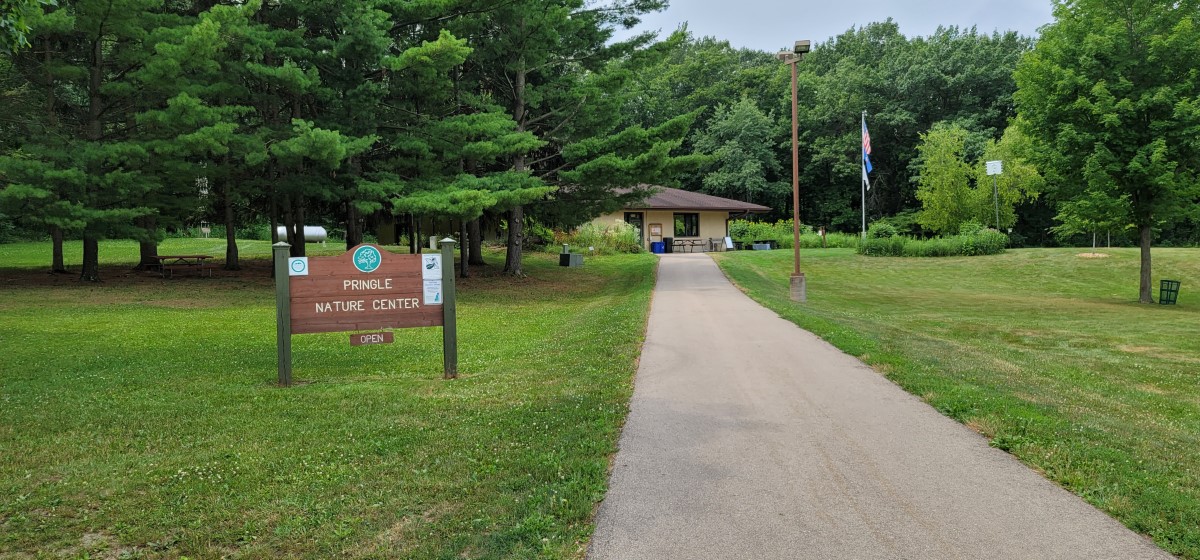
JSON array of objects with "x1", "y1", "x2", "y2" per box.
[{"x1": 592, "y1": 210, "x2": 732, "y2": 251}]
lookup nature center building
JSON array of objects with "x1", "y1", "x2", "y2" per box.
[{"x1": 591, "y1": 186, "x2": 770, "y2": 252}]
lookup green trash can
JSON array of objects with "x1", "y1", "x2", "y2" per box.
[{"x1": 1159, "y1": 279, "x2": 1180, "y2": 305}]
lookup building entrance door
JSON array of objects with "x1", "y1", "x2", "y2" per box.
[{"x1": 624, "y1": 212, "x2": 645, "y2": 247}]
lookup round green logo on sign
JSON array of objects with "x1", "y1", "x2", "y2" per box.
[{"x1": 353, "y1": 246, "x2": 382, "y2": 273}]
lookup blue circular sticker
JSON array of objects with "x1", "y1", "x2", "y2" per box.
[
  {"x1": 290, "y1": 259, "x2": 307, "y2": 274},
  {"x1": 353, "y1": 246, "x2": 382, "y2": 273}
]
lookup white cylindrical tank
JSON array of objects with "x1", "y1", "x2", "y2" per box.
[{"x1": 276, "y1": 226, "x2": 328, "y2": 243}]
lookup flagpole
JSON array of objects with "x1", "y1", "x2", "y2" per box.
[{"x1": 861, "y1": 111, "x2": 867, "y2": 239}]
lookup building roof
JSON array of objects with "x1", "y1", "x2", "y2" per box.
[{"x1": 621, "y1": 186, "x2": 771, "y2": 212}]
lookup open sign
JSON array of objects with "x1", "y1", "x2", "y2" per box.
[{"x1": 350, "y1": 332, "x2": 394, "y2": 346}]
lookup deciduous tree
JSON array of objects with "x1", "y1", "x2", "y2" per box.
[
  {"x1": 914, "y1": 123, "x2": 974, "y2": 234},
  {"x1": 1015, "y1": 0, "x2": 1200, "y2": 303},
  {"x1": 692, "y1": 97, "x2": 785, "y2": 207}
]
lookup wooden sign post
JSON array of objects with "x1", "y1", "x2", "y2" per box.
[{"x1": 273, "y1": 240, "x2": 458, "y2": 386}]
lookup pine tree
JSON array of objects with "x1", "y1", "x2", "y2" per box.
[
  {"x1": 0, "y1": 0, "x2": 176, "y2": 281},
  {"x1": 455, "y1": 0, "x2": 699, "y2": 276}
]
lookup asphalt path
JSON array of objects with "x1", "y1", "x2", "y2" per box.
[{"x1": 588, "y1": 253, "x2": 1172, "y2": 560}]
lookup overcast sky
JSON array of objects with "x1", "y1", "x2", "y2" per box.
[{"x1": 613, "y1": 0, "x2": 1056, "y2": 52}]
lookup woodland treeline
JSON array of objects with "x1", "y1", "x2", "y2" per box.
[{"x1": 2, "y1": 0, "x2": 1198, "y2": 301}]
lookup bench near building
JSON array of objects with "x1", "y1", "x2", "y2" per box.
[{"x1": 591, "y1": 186, "x2": 771, "y2": 253}]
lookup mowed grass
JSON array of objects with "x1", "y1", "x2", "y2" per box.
[
  {"x1": 0, "y1": 237, "x2": 352, "y2": 269},
  {"x1": 0, "y1": 241, "x2": 657, "y2": 559},
  {"x1": 714, "y1": 247, "x2": 1200, "y2": 558}
]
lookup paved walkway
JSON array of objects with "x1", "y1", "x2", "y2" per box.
[{"x1": 588, "y1": 254, "x2": 1171, "y2": 560}]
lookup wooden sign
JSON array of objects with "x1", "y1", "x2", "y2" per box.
[
  {"x1": 351, "y1": 332, "x2": 394, "y2": 346},
  {"x1": 274, "y1": 241, "x2": 459, "y2": 386},
  {"x1": 289, "y1": 245, "x2": 443, "y2": 335}
]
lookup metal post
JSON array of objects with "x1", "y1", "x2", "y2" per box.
[
  {"x1": 439, "y1": 238, "x2": 458, "y2": 379},
  {"x1": 789, "y1": 57, "x2": 807, "y2": 303},
  {"x1": 993, "y1": 175, "x2": 1000, "y2": 230},
  {"x1": 862, "y1": 111, "x2": 867, "y2": 240},
  {"x1": 791, "y1": 59, "x2": 800, "y2": 276},
  {"x1": 272, "y1": 242, "x2": 292, "y2": 387}
]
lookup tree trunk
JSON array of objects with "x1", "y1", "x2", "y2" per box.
[
  {"x1": 223, "y1": 177, "x2": 240, "y2": 270},
  {"x1": 137, "y1": 240, "x2": 159, "y2": 270},
  {"x1": 413, "y1": 214, "x2": 422, "y2": 254},
  {"x1": 134, "y1": 217, "x2": 158, "y2": 271},
  {"x1": 1138, "y1": 223, "x2": 1153, "y2": 304},
  {"x1": 468, "y1": 218, "x2": 485, "y2": 265},
  {"x1": 408, "y1": 214, "x2": 417, "y2": 254},
  {"x1": 504, "y1": 205, "x2": 524, "y2": 277},
  {"x1": 460, "y1": 219, "x2": 469, "y2": 278},
  {"x1": 346, "y1": 202, "x2": 362, "y2": 251},
  {"x1": 45, "y1": 40, "x2": 63, "y2": 276},
  {"x1": 504, "y1": 53, "x2": 528, "y2": 277},
  {"x1": 79, "y1": 38, "x2": 103, "y2": 283},
  {"x1": 50, "y1": 226, "x2": 67, "y2": 273},
  {"x1": 80, "y1": 235, "x2": 100, "y2": 282},
  {"x1": 282, "y1": 194, "x2": 294, "y2": 247},
  {"x1": 286, "y1": 194, "x2": 306, "y2": 258},
  {"x1": 295, "y1": 199, "x2": 307, "y2": 257}
]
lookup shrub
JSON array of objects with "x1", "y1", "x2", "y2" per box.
[
  {"x1": 728, "y1": 220, "x2": 860, "y2": 250},
  {"x1": 501, "y1": 218, "x2": 554, "y2": 250},
  {"x1": 799, "y1": 232, "x2": 860, "y2": 249},
  {"x1": 238, "y1": 221, "x2": 273, "y2": 241},
  {"x1": 874, "y1": 210, "x2": 922, "y2": 236},
  {"x1": 867, "y1": 222, "x2": 898, "y2": 239},
  {"x1": 728, "y1": 219, "x2": 812, "y2": 248},
  {"x1": 558, "y1": 222, "x2": 642, "y2": 255},
  {"x1": 957, "y1": 220, "x2": 986, "y2": 236},
  {"x1": 859, "y1": 228, "x2": 1008, "y2": 257}
]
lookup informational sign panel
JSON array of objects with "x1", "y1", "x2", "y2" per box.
[
  {"x1": 421, "y1": 255, "x2": 443, "y2": 305},
  {"x1": 350, "y1": 332, "x2": 394, "y2": 346},
  {"x1": 274, "y1": 241, "x2": 458, "y2": 386},
  {"x1": 288, "y1": 257, "x2": 309, "y2": 276},
  {"x1": 289, "y1": 244, "x2": 444, "y2": 335},
  {"x1": 986, "y1": 160, "x2": 1003, "y2": 176}
]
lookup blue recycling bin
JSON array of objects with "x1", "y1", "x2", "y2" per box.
[{"x1": 651, "y1": 241, "x2": 665, "y2": 254}]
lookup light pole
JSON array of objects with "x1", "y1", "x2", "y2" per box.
[{"x1": 777, "y1": 40, "x2": 810, "y2": 302}]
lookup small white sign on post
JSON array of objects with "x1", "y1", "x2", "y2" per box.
[
  {"x1": 986, "y1": 160, "x2": 1003, "y2": 176},
  {"x1": 421, "y1": 254, "x2": 444, "y2": 304},
  {"x1": 288, "y1": 257, "x2": 309, "y2": 276},
  {"x1": 422, "y1": 254, "x2": 442, "y2": 279},
  {"x1": 423, "y1": 280, "x2": 443, "y2": 305}
]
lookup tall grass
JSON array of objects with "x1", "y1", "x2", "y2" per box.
[
  {"x1": 729, "y1": 219, "x2": 859, "y2": 249},
  {"x1": 859, "y1": 229, "x2": 1008, "y2": 257},
  {"x1": 557, "y1": 222, "x2": 642, "y2": 255}
]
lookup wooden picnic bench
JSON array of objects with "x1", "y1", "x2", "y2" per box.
[
  {"x1": 671, "y1": 239, "x2": 708, "y2": 253},
  {"x1": 155, "y1": 255, "x2": 214, "y2": 278}
]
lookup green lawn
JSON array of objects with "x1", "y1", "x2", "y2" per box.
[
  {"x1": 714, "y1": 247, "x2": 1200, "y2": 558},
  {"x1": 0, "y1": 238, "x2": 351, "y2": 270},
  {"x1": 0, "y1": 241, "x2": 657, "y2": 559}
]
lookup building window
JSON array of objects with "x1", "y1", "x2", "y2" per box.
[{"x1": 674, "y1": 213, "x2": 699, "y2": 237}]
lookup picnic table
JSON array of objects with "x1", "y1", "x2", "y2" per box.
[
  {"x1": 155, "y1": 255, "x2": 214, "y2": 278},
  {"x1": 672, "y1": 239, "x2": 708, "y2": 253}
]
